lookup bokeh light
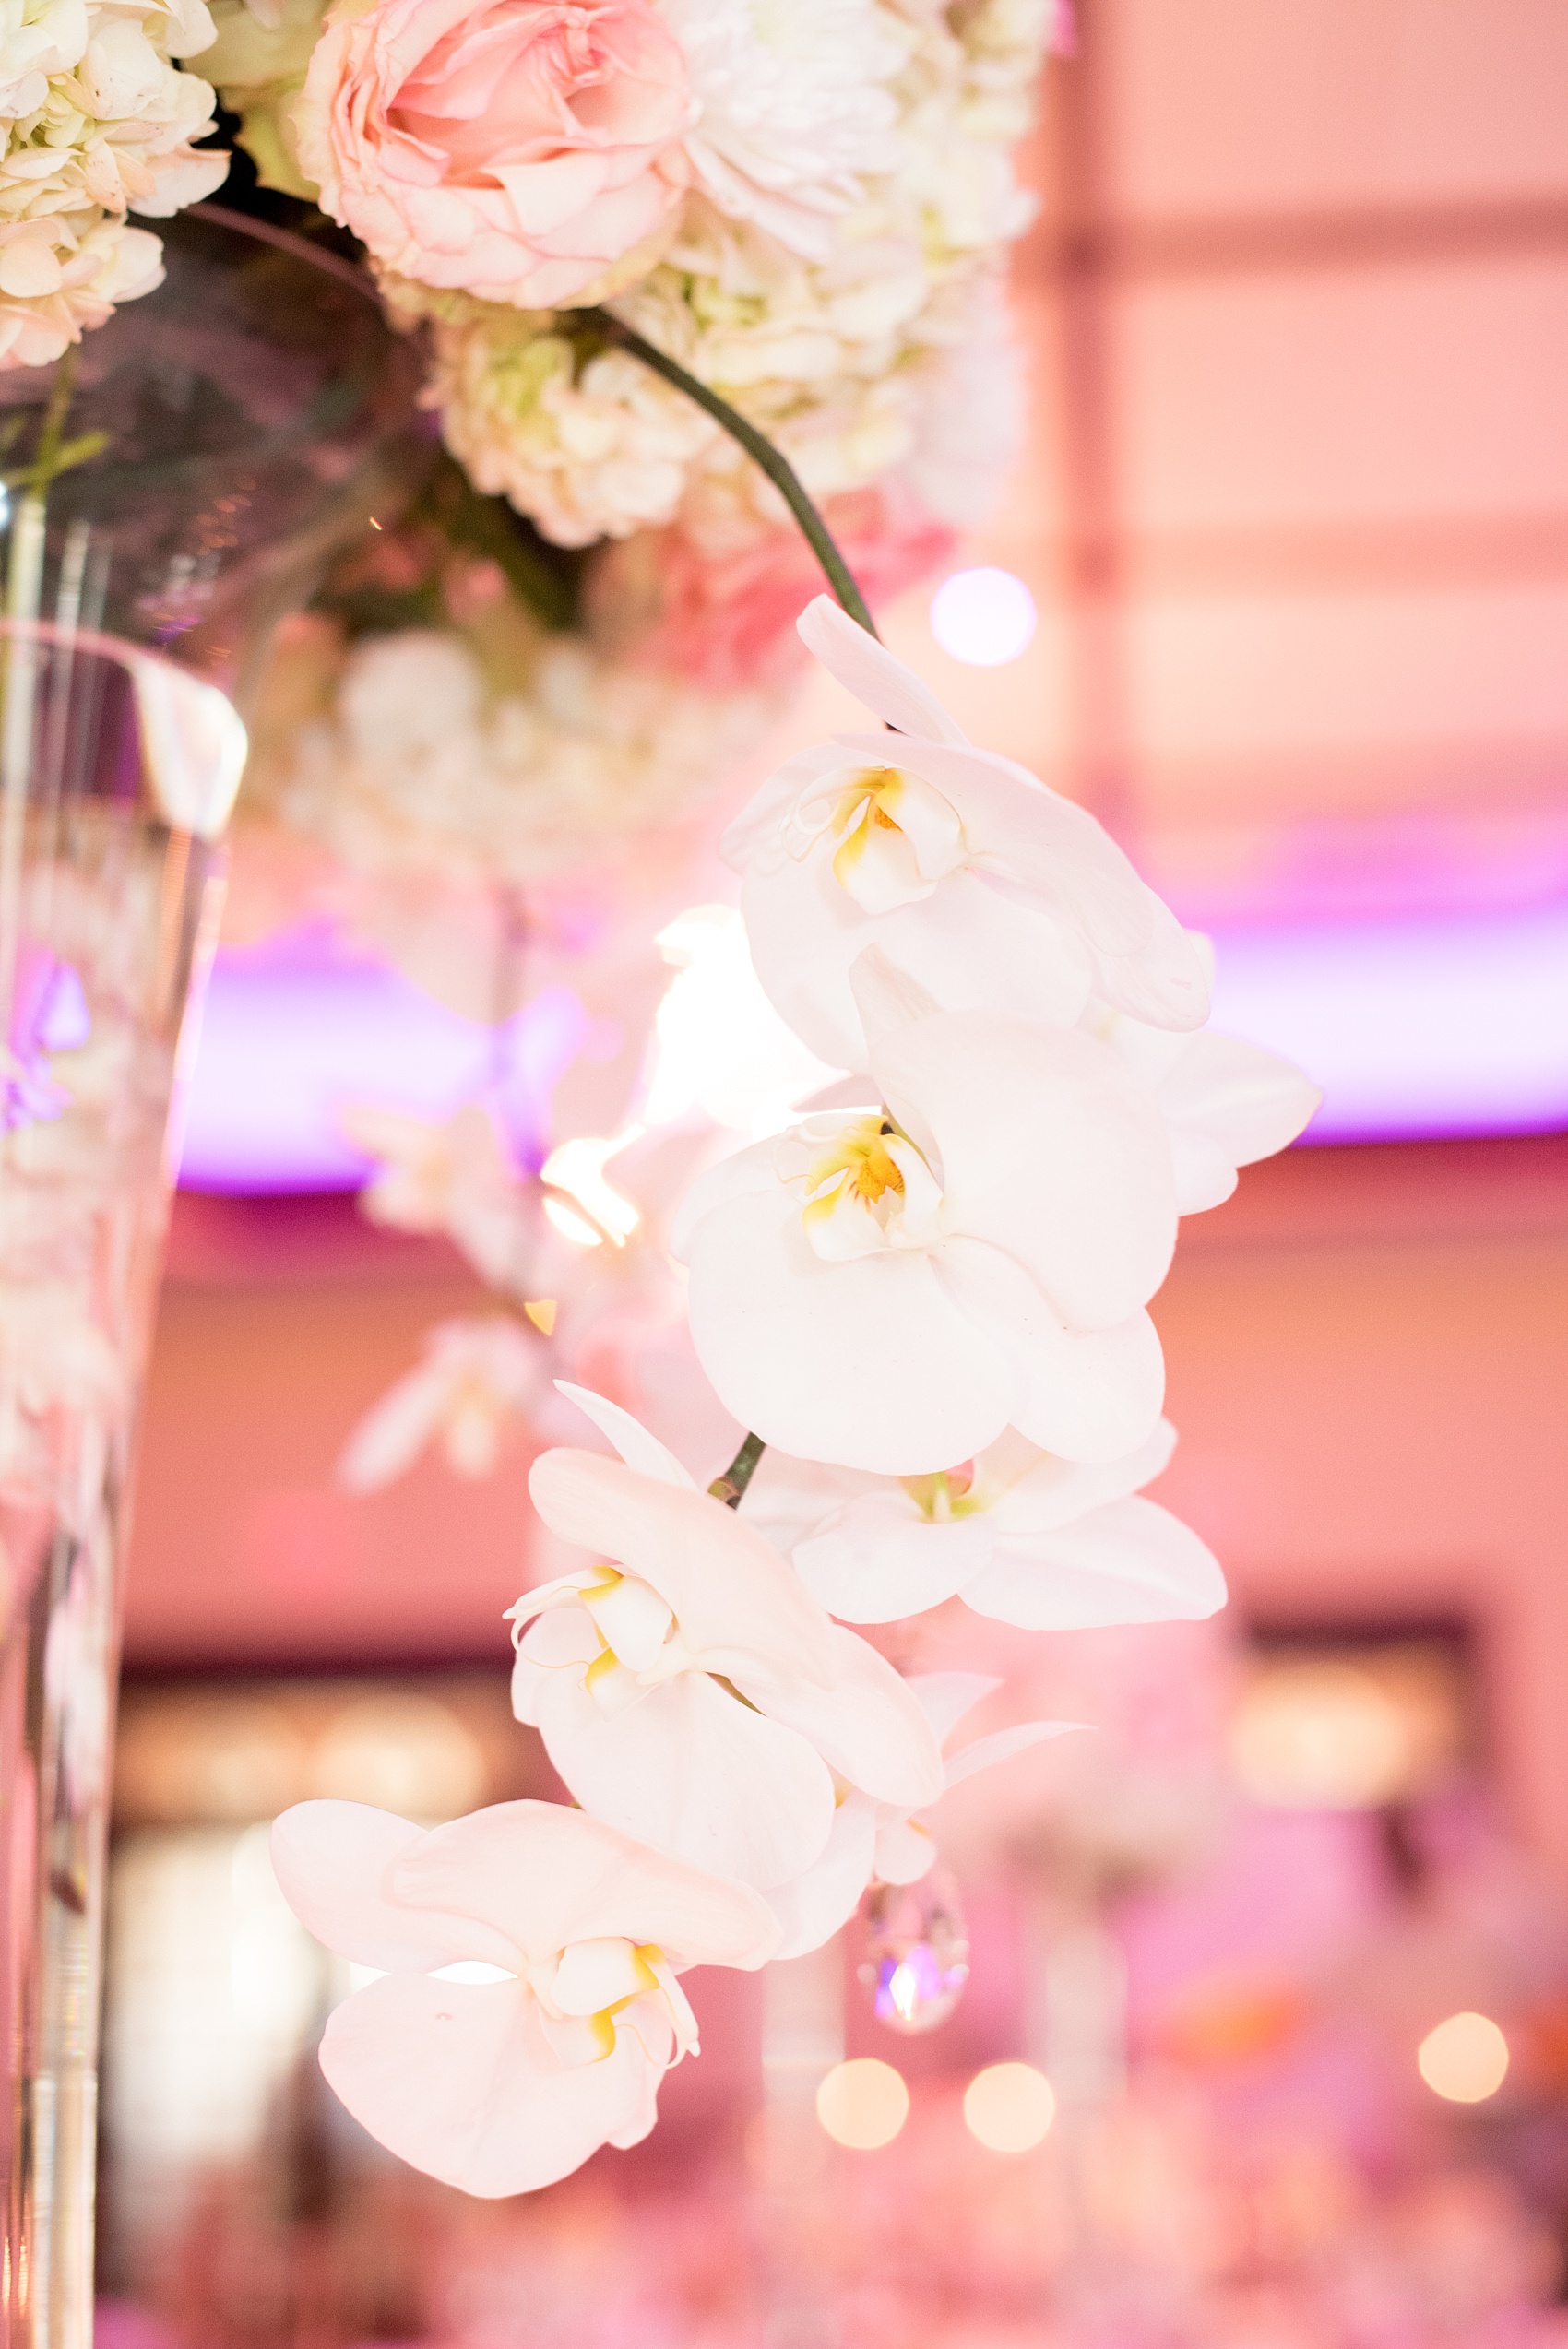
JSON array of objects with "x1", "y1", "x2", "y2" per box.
[
  {"x1": 1417, "y1": 2012, "x2": 1509, "y2": 2104},
  {"x1": 929, "y1": 567, "x2": 1038, "y2": 666},
  {"x1": 815, "y1": 2058, "x2": 909, "y2": 2150},
  {"x1": 962, "y1": 2062, "x2": 1056, "y2": 2152}
]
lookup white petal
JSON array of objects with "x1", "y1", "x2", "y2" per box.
[
  {"x1": 391, "y1": 1800, "x2": 779, "y2": 1971},
  {"x1": 319, "y1": 1971, "x2": 662, "y2": 2197},
  {"x1": 766, "y1": 1796, "x2": 878, "y2": 1960},
  {"x1": 584, "y1": 1575, "x2": 674, "y2": 1672},
  {"x1": 554, "y1": 1382, "x2": 697, "y2": 1489},
  {"x1": 938, "y1": 1238, "x2": 1166, "y2": 1463},
  {"x1": 684, "y1": 1185, "x2": 1017, "y2": 1473},
  {"x1": 794, "y1": 1498, "x2": 994, "y2": 1621},
  {"x1": 528, "y1": 1451, "x2": 837, "y2": 1686},
  {"x1": 941, "y1": 1721, "x2": 1080, "y2": 1786},
  {"x1": 964, "y1": 1495, "x2": 1227, "y2": 1630},
  {"x1": 534, "y1": 1671, "x2": 837, "y2": 1890},
  {"x1": 906, "y1": 1672, "x2": 1002, "y2": 1749},
  {"x1": 738, "y1": 1625, "x2": 944, "y2": 1809},
  {"x1": 872, "y1": 1816, "x2": 938, "y2": 1884},
  {"x1": 797, "y1": 596, "x2": 970, "y2": 744},
  {"x1": 873, "y1": 1014, "x2": 1178, "y2": 1330},
  {"x1": 989, "y1": 1418, "x2": 1177, "y2": 1535},
  {"x1": 551, "y1": 1936, "x2": 658, "y2": 2018},
  {"x1": 270, "y1": 1802, "x2": 498, "y2": 1973}
]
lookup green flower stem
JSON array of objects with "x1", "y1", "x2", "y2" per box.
[
  {"x1": 577, "y1": 309, "x2": 880, "y2": 640},
  {"x1": 707, "y1": 1430, "x2": 767, "y2": 1512},
  {"x1": 579, "y1": 311, "x2": 894, "y2": 1509}
]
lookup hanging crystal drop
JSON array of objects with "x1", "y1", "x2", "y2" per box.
[{"x1": 857, "y1": 1867, "x2": 969, "y2": 2035}]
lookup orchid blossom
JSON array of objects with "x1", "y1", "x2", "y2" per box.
[
  {"x1": 672, "y1": 960, "x2": 1178, "y2": 1473},
  {"x1": 746, "y1": 1420, "x2": 1225, "y2": 1630},
  {"x1": 336, "y1": 1315, "x2": 547, "y2": 1492},
  {"x1": 1086, "y1": 960, "x2": 1321, "y2": 1212},
  {"x1": 508, "y1": 1384, "x2": 944, "y2": 1888},
  {"x1": 720, "y1": 597, "x2": 1211, "y2": 1071},
  {"x1": 766, "y1": 1673, "x2": 1075, "y2": 1958},
  {"x1": 272, "y1": 1797, "x2": 777, "y2": 2197}
]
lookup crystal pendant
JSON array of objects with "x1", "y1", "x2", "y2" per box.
[{"x1": 858, "y1": 1869, "x2": 969, "y2": 2035}]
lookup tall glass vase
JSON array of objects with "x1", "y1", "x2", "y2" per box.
[
  {"x1": 0, "y1": 622, "x2": 245, "y2": 2349},
  {"x1": 0, "y1": 198, "x2": 423, "y2": 2349}
]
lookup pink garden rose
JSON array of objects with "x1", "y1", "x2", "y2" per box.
[{"x1": 294, "y1": 0, "x2": 693, "y2": 309}]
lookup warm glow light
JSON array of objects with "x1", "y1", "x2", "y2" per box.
[
  {"x1": 540, "y1": 1133, "x2": 642, "y2": 1245},
  {"x1": 962, "y1": 2061, "x2": 1056, "y2": 2152},
  {"x1": 1229, "y1": 1661, "x2": 1413, "y2": 1809},
  {"x1": 643, "y1": 905, "x2": 842, "y2": 1140},
  {"x1": 815, "y1": 2058, "x2": 909, "y2": 2150},
  {"x1": 1418, "y1": 2011, "x2": 1509, "y2": 2104},
  {"x1": 930, "y1": 567, "x2": 1038, "y2": 666},
  {"x1": 542, "y1": 1197, "x2": 603, "y2": 1249}
]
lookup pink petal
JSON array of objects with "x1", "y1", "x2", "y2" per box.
[{"x1": 318, "y1": 1970, "x2": 665, "y2": 2196}]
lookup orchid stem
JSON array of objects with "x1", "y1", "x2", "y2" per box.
[
  {"x1": 707, "y1": 1430, "x2": 766, "y2": 1511},
  {"x1": 578, "y1": 310, "x2": 879, "y2": 640}
]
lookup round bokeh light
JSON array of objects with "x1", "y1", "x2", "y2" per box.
[
  {"x1": 815, "y1": 2057, "x2": 910, "y2": 2150},
  {"x1": 962, "y1": 2061, "x2": 1056, "y2": 2152},
  {"x1": 930, "y1": 566, "x2": 1038, "y2": 666},
  {"x1": 1417, "y1": 2011, "x2": 1509, "y2": 2103}
]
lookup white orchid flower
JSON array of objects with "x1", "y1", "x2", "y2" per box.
[
  {"x1": 1087, "y1": 956, "x2": 1321, "y2": 1213},
  {"x1": 671, "y1": 962, "x2": 1178, "y2": 1474},
  {"x1": 337, "y1": 1315, "x2": 545, "y2": 1492},
  {"x1": 508, "y1": 1384, "x2": 945, "y2": 1890},
  {"x1": 720, "y1": 596, "x2": 1210, "y2": 1071},
  {"x1": 766, "y1": 1674, "x2": 1075, "y2": 1959},
  {"x1": 271, "y1": 1797, "x2": 778, "y2": 2197},
  {"x1": 340, "y1": 1099, "x2": 562, "y2": 1297},
  {"x1": 745, "y1": 1419, "x2": 1226, "y2": 1630}
]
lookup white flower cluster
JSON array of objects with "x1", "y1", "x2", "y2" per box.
[
  {"x1": 243, "y1": 621, "x2": 779, "y2": 892},
  {"x1": 417, "y1": 0, "x2": 1048, "y2": 544},
  {"x1": 274, "y1": 598, "x2": 1321, "y2": 2200},
  {"x1": 213, "y1": 0, "x2": 1049, "y2": 543},
  {"x1": 0, "y1": 0, "x2": 226, "y2": 365}
]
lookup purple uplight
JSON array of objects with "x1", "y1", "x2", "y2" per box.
[
  {"x1": 177, "y1": 900, "x2": 1568, "y2": 1194},
  {"x1": 1209, "y1": 899, "x2": 1568, "y2": 1144},
  {"x1": 178, "y1": 929, "x2": 591, "y2": 1192}
]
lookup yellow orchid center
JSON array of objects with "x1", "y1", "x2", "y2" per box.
[
  {"x1": 830, "y1": 766, "x2": 907, "y2": 890},
  {"x1": 802, "y1": 1114, "x2": 905, "y2": 1228},
  {"x1": 901, "y1": 1464, "x2": 980, "y2": 1523}
]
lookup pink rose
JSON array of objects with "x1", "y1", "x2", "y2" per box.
[{"x1": 295, "y1": 0, "x2": 692, "y2": 309}]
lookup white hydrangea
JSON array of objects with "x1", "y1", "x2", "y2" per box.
[
  {"x1": 0, "y1": 0, "x2": 227, "y2": 367},
  {"x1": 658, "y1": 0, "x2": 910, "y2": 258},
  {"x1": 417, "y1": 0, "x2": 1050, "y2": 544},
  {"x1": 246, "y1": 624, "x2": 780, "y2": 893}
]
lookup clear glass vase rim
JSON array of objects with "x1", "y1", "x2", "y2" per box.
[
  {"x1": 182, "y1": 199, "x2": 383, "y2": 306},
  {"x1": 0, "y1": 615, "x2": 248, "y2": 841}
]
